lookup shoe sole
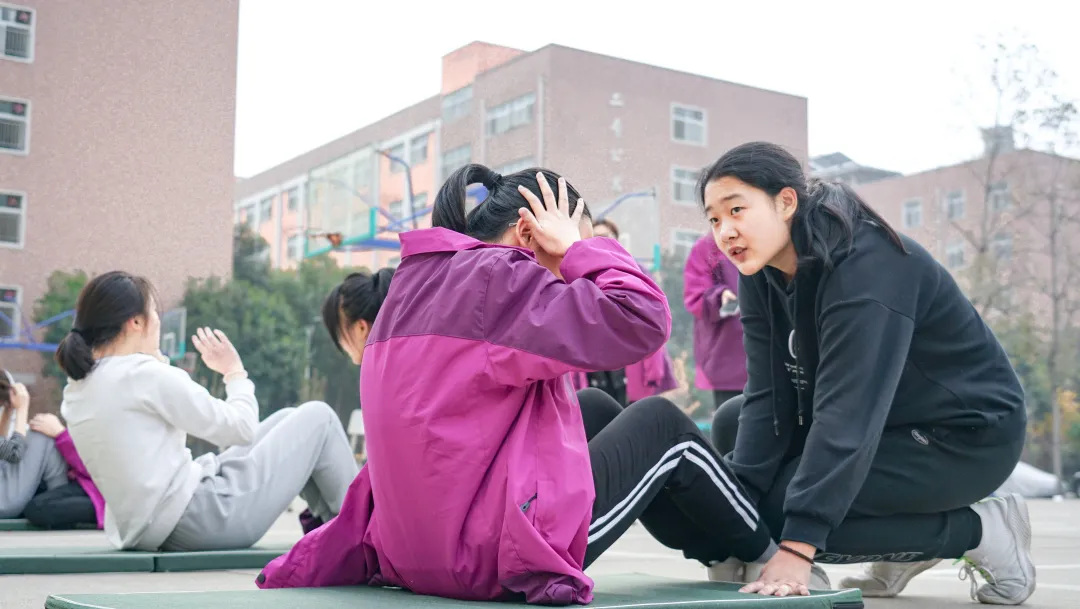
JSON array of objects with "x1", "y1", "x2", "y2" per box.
[
  {"x1": 978, "y1": 494, "x2": 1036, "y2": 605},
  {"x1": 840, "y1": 559, "x2": 942, "y2": 597}
]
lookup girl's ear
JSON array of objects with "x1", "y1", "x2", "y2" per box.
[{"x1": 777, "y1": 186, "x2": 799, "y2": 222}]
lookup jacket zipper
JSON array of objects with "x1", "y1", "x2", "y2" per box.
[{"x1": 521, "y1": 493, "x2": 538, "y2": 512}]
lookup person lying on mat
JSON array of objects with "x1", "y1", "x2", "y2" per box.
[
  {"x1": 0, "y1": 370, "x2": 70, "y2": 520},
  {"x1": 257, "y1": 167, "x2": 789, "y2": 604},
  {"x1": 57, "y1": 271, "x2": 359, "y2": 552},
  {"x1": 22, "y1": 412, "x2": 105, "y2": 530},
  {"x1": 700, "y1": 142, "x2": 1034, "y2": 605}
]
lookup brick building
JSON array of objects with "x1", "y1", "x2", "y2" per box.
[{"x1": 234, "y1": 41, "x2": 808, "y2": 271}]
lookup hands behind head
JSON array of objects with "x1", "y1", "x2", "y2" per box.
[
  {"x1": 516, "y1": 172, "x2": 585, "y2": 259},
  {"x1": 7, "y1": 382, "x2": 29, "y2": 412},
  {"x1": 29, "y1": 413, "x2": 65, "y2": 438},
  {"x1": 191, "y1": 327, "x2": 244, "y2": 377}
]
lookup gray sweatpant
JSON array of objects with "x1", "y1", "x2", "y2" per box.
[
  {"x1": 160, "y1": 401, "x2": 359, "y2": 551},
  {"x1": 0, "y1": 431, "x2": 69, "y2": 519}
]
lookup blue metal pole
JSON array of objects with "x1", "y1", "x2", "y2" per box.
[
  {"x1": 594, "y1": 188, "x2": 657, "y2": 221},
  {"x1": 379, "y1": 150, "x2": 418, "y2": 231}
]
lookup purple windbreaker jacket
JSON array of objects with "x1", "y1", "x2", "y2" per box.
[
  {"x1": 683, "y1": 235, "x2": 748, "y2": 391},
  {"x1": 256, "y1": 228, "x2": 670, "y2": 605}
]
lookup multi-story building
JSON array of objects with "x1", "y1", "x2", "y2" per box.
[
  {"x1": 235, "y1": 41, "x2": 808, "y2": 271},
  {"x1": 0, "y1": 1, "x2": 239, "y2": 384},
  {"x1": 855, "y1": 127, "x2": 1080, "y2": 323}
]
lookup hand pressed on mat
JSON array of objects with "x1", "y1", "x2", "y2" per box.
[{"x1": 741, "y1": 541, "x2": 815, "y2": 597}]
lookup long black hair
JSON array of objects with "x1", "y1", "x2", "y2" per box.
[
  {"x1": 55, "y1": 271, "x2": 159, "y2": 380},
  {"x1": 322, "y1": 268, "x2": 395, "y2": 353},
  {"x1": 697, "y1": 141, "x2": 906, "y2": 269},
  {"x1": 432, "y1": 164, "x2": 591, "y2": 241},
  {"x1": 0, "y1": 369, "x2": 13, "y2": 409}
]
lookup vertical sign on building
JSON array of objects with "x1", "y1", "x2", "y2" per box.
[{"x1": 609, "y1": 93, "x2": 624, "y2": 194}]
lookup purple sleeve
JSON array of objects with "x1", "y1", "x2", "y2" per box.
[
  {"x1": 683, "y1": 237, "x2": 733, "y2": 325},
  {"x1": 54, "y1": 430, "x2": 92, "y2": 478},
  {"x1": 483, "y1": 238, "x2": 671, "y2": 385}
]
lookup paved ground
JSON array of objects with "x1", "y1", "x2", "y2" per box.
[{"x1": 0, "y1": 499, "x2": 1075, "y2": 608}]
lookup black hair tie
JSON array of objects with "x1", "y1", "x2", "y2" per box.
[{"x1": 487, "y1": 171, "x2": 503, "y2": 190}]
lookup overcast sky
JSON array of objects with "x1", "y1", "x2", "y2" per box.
[{"x1": 233, "y1": 0, "x2": 1080, "y2": 179}]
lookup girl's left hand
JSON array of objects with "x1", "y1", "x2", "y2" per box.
[
  {"x1": 740, "y1": 549, "x2": 812, "y2": 597},
  {"x1": 29, "y1": 413, "x2": 65, "y2": 438}
]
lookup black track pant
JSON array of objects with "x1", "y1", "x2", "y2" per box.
[
  {"x1": 22, "y1": 482, "x2": 97, "y2": 530},
  {"x1": 711, "y1": 394, "x2": 1025, "y2": 564},
  {"x1": 577, "y1": 388, "x2": 772, "y2": 568}
]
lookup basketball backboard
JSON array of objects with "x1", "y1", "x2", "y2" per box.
[{"x1": 160, "y1": 307, "x2": 187, "y2": 361}]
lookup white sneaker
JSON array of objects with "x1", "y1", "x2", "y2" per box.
[
  {"x1": 707, "y1": 557, "x2": 831, "y2": 590},
  {"x1": 959, "y1": 494, "x2": 1036, "y2": 605},
  {"x1": 838, "y1": 559, "x2": 943, "y2": 597}
]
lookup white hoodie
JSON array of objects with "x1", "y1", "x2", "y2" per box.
[{"x1": 61, "y1": 354, "x2": 258, "y2": 550}]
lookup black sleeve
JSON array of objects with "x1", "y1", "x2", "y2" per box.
[
  {"x1": 0, "y1": 432, "x2": 27, "y2": 464},
  {"x1": 726, "y1": 274, "x2": 794, "y2": 504},
  {"x1": 781, "y1": 299, "x2": 915, "y2": 550}
]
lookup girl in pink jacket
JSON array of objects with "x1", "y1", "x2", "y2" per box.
[{"x1": 257, "y1": 167, "x2": 779, "y2": 604}]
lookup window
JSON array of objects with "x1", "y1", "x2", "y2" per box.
[
  {"x1": 442, "y1": 85, "x2": 472, "y2": 123},
  {"x1": 671, "y1": 167, "x2": 699, "y2": 205},
  {"x1": 258, "y1": 197, "x2": 272, "y2": 224},
  {"x1": 902, "y1": 199, "x2": 923, "y2": 229},
  {"x1": 672, "y1": 104, "x2": 706, "y2": 145},
  {"x1": 486, "y1": 93, "x2": 536, "y2": 137},
  {"x1": 0, "y1": 285, "x2": 19, "y2": 340},
  {"x1": 494, "y1": 157, "x2": 535, "y2": 175},
  {"x1": 388, "y1": 199, "x2": 404, "y2": 220},
  {"x1": 989, "y1": 181, "x2": 1011, "y2": 213},
  {"x1": 286, "y1": 235, "x2": 302, "y2": 261},
  {"x1": 441, "y1": 145, "x2": 471, "y2": 179},
  {"x1": 387, "y1": 143, "x2": 405, "y2": 174},
  {"x1": 0, "y1": 97, "x2": 28, "y2": 153},
  {"x1": 945, "y1": 190, "x2": 965, "y2": 220},
  {"x1": 991, "y1": 232, "x2": 1012, "y2": 261},
  {"x1": 1, "y1": 6, "x2": 33, "y2": 62},
  {"x1": 409, "y1": 135, "x2": 428, "y2": 164},
  {"x1": 285, "y1": 187, "x2": 299, "y2": 212},
  {"x1": 671, "y1": 230, "x2": 704, "y2": 260},
  {"x1": 0, "y1": 191, "x2": 24, "y2": 247},
  {"x1": 353, "y1": 157, "x2": 373, "y2": 191},
  {"x1": 945, "y1": 240, "x2": 965, "y2": 269}
]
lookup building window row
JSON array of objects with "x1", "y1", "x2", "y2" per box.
[{"x1": 1, "y1": 4, "x2": 33, "y2": 62}]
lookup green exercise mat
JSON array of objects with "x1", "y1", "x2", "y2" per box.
[
  {"x1": 0, "y1": 518, "x2": 96, "y2": 531},
  {"x1": 0, "y1": 544, "x2": 291, "y2": 575},
  {"x1": 45, "y1": 574, "x2": 864, "y2": 609}
]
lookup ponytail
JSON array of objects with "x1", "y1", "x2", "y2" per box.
[
  {"x1": 432, "y1": 163, "x2": 590, "y2": 243},
  {"x1": 796, "y1": 178, "x2": 907, "y2": 269},
  {"x1": 322, "y1": 267, "x2": 397, "y2": 353},
  {"x1": 432, "y1": 164, "x2": 501, "y2": 234},
  {"x1": 55, "y1": 331, "x2": 97, "y2": 381}
]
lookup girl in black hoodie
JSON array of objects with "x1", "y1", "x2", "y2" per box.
[{"x1": 700, "y1": 142, "x2": 1033, "y2": 605}]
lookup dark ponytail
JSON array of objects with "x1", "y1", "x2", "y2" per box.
[
  {"x1": 55, "y1": 271, "x2": 158, "y2": 381},
  {"x1": 322, "y1": 267, "x2": 396, "y2": 353},
  {"x1": 0, "y1": 369, "x2": 12, "y2": 409},
  {"x1": 697, "y1": 141, "x2": 906, "y2": 270},
  {"x1": 432, "y1": 163, "x2": 591, "y2": 243}
]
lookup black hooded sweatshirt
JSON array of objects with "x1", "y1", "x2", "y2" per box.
[{"x1": 728, "y1": 217, "x2": 1025, "y2": 551}]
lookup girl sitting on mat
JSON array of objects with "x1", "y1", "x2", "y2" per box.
[
  {"x1": 568, "y1": 219, "x2": 678, "y2": 407},
  {"x1": 57, "y1": 271, "x2": 359, "y2": 551},
  {"x1": 257, "y1": 166, "x2": 792, "y2": 604},
  {"x1": 1, "y1": 370, "x2": 69, "y2": 520},
  {"x1": 701, "y1": 141, "x2": 1033, "y2": 604}
]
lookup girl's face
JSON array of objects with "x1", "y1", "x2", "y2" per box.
[
  {"x1": 125, "y1": 297, "x2": 161, "y2": 354},
  {"x1": 703, "y1": 176, "x2": 798, "y2": 277},
  {"x1": 592, "y1": 224, "x2": 615, "y2": 239},
  {"x1": 339, "y1": 313, "x2": 371, "y2": 365}
]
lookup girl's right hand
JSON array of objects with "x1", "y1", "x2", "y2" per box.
[
  {"x1": 10, "y1": 383, "x2": 29, "y2": 412},
  {"x1": 192, "y1": 327, "x2": 244, "y2": 376},
  {"x1": 517, "y1": 172, "x2": 585, "y2": 258}
]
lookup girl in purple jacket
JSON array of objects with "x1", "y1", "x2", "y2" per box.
[{"x1": 257, "y1": 167, "x2": 786, "y2": 603}]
